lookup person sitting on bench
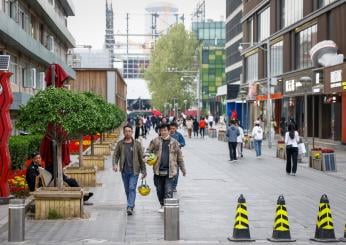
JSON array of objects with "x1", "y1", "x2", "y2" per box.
[{"x1": 26, "y1": 152, "x2": 93, "y2": 201}]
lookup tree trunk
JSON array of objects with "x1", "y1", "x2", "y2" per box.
[
  {"x1": 79, "y1": 134, "x2": 84, "y2": 167},
  {"x1": 91, "y1": 135, "x2": 94, "y2": 155},
  {"x1": 100, "y1": 133, "x2": 103, "y2": 143},
  {"x1": 56, "y1": 143, "x2": 64, "y2": 189}
]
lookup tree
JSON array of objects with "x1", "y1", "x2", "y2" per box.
[{"x1": 144, "y1": 24, "x2": 198, "y2": 112}]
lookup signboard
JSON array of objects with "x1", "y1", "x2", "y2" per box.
[
  {"x1": 330, "y1": 70, "x2": 342, "y2": 88},
  {"x1": 285, "y1": 80, "x2": 295, "y2": 92}
]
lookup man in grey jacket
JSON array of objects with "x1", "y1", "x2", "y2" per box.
[
  {"x1": 226, "y1": 120, "x2": 240, "y2": 162},
  {"x1": 113, "y1": 125, "x2": 147, "y2": 215}
]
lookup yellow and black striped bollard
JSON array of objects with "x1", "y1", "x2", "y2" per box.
[
  {"x1": 228, "y1": 194, "x2": 255, "y2": 242},
  {"x1": 268, "y1": 195, "x2": 295, "y2": 242},
  {"x1": 311, "y1": 194, "x2": 338, "y2": 242}
]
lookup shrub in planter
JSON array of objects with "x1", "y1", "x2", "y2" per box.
[{"x1": 9, "y1": 135, "x2": 42, "y2": 169}]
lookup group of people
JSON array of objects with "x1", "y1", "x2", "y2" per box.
[
  {"x1": 226, "y1": 116, "x2": 301, "y2": 176},
  {"x1": 112, "y1": 120, "x2": 186, "y2": 216}
]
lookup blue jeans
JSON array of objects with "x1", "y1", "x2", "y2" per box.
[
  {"x1": 254, "y1": 140, "x2": 262, "y2": 157},
  {"x1": 121, "y1": 171, "x2": 139, "y2": 208},
  {"x1": 172, "y1": 168, "x2": 179, "y2": 190}
]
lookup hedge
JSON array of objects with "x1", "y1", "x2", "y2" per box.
[{"x1": 9, "y1": 135, "x2": 42, "y2": 169}]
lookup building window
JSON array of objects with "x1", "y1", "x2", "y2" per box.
[
  {"x1": 280, "y1": 0, "x2": 303, "y2": 28},
  {"x1": 9, "y1": 55, "x2": 18, "y2": 84},
  {"x1": 248, "y1": 18, "x2": 254, "y2": 44},
  {"x1": 295, "y1": 25, "x2": 317, "y2": 69},
  {"x1": 246, "y1": 53, "x2": 258, "y2": 82},
  {"x1": 318, "y1": 0, "x2": 337, "y2": 8},
  {"x1": 270, "y1": 40, "x2": 283, "y2": 76},
  {"x1": 258, "y1": 7, "x2": 270, "y2": 42}
]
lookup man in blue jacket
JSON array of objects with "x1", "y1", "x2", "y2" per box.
[{"x1": 169, "y1": 122, "x2": 185, "y2": 192}]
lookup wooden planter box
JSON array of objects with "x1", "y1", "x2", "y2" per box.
[
  {"x1": 208, "y1": 128, "x2": 217, "y2": 138},
  {"x1": 81, "y1": 155, "x2": 106, "y2": 170},
  {"x1": 32, "y1": 187, "x2": 83, "y2": 219},
  {"x1": 93, "y1": 144, "x2": 111, "y2": 156},
  {"x1": 218, "y1": 130, "x2": 226, "y2": 142},
  {"x1": 276, "y1": 144, "x2": 286, "y2": 159},
  {"x1": 64, "y1": 167, "x2": 96, "y2": 187},
  {"x1": 309, "y1": 151, "x2": 336, "y2": 171}
]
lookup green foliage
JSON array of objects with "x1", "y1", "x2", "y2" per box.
[
  {"x1": 144, "y1": 24, "x2": 198, "y2": 111},
  {"x1": 47, "y1": 209, "x2": 63, "y2": 219},
  {"x1": 9, "y1": 135, "x2": 42, "y2": 169}
]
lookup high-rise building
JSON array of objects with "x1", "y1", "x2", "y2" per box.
[
  {"x1": 240, "y1": 0, "x2": 346, "y2": 145},
  {"x1": 0, "y1": 0, "x2": 76, "y2": 134},
  {"x1": 105, "y1": 0, "x2": 115, "y2": 66}
]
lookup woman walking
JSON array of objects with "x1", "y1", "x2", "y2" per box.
[
  {"x1": 251, "y1": 121, "x2": 263, "y2": 158},
  {"x1": 186, "y1": 116, "x2": 193, "y2": 139},
  {"x1": 193, "y1": 118, "x2": 199, "y2": 138},
  {"x1": 199, "y1": 117, "x2": 206, "y2": 138},
  {"x1": 285, "y1": 124, "x2": 299, "y2": 176}
]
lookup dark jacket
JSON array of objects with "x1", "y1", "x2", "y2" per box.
[
  {"x1": 26, "y1": 162, "x2": 39, "y2": 192},
  {"x1": 112, "y1": 138, "x2": 146, "y2": 175},
  {"x1": 135, "y1": 126, "x2": 146, "y2": 139},
  {"x1": 171, "y1": 132, "x2": 186, "y2": 147},
  {"x1": 193, "y1": 120, "x2": 199, "y2": 131}
]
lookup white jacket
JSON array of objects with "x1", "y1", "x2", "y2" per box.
[
  {"x1": 285, "y1": 131, "x2": 299, "y2": 147},
  {"x1": 252, "y1": 126, "x2": 263, "y2": 140},
  {"x1": 237, "y1": 126, "x2": 244, "y2": 143}
]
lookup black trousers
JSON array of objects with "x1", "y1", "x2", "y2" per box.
[
  {"x1": 286, "y1": 147, "x2": 298, "y2": 174},
  {"x1": 228, "y1": 142, "x2": 238, "y2": 161},
  {"x1": 200, "y1": 128, "x2": 205, "y2": 137},
  {"x1": 153, "y1": 175, "x2": 174, "y2": 206}
]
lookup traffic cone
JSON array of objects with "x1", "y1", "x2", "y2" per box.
[
  {"x1": 340, "y1": 224, "x2": 346, "y2": 242},
  {"x1": 267, "y1": 195, "x2": 296, "y2": 242},
  {"x1": 310, "y1": 194, "x2": 338, "y2": 242},
  {"x1": 228, "y1": 194, "x2": 255, "y2": 242}
]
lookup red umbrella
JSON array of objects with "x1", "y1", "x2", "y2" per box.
[
  {"x1": 151, "y1": 109, "x2": 162, "y2": 117},
  {"x1": 40, "y1": 64, "x2": 71, "y2": 170}
]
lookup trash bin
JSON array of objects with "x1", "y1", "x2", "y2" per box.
[
  {"x1": 8, "y1": 199, "x2": 25, "y2": 242},
  {"x1": 164, "y1": 198, "x2": 179, "y2": 241}
]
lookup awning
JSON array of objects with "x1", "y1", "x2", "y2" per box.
[{"x1": 256, "y1": 93, "x2": 283, "y2": 101}]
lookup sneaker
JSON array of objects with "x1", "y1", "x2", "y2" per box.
[
  {"x1": 127, "y1": 207, "x2": 133, "y2": 216},
  {"x1": 158, "y1": 206, "x2": 164, "y2": 213},
  {"x1": 234, "y1": 159, "x2": 238, "y2": 162},
  {"x1": 291, "y1": 173, "x2": 296, "y2": 176},
  {"x1": 241, "y1": 154, "x2": 243, "y2": 158},
  {"x1": 172, "y1": 189, "x2": 177, "y2": 193}
]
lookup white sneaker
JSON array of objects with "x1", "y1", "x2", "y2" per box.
[{"x1": 158, "y1": 206, "x2": 164, "y2": 213}]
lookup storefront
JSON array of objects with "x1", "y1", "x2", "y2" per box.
[{"x1": 323, "y1": 62, "x2": 346, "y2": 144}]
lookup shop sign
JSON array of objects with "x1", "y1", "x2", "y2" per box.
[
  {"x1": 330, "y1": 70, "x2": 342, "y2": 88},
  {"x1": 285, "y1": 80, "x2": 295, "y2": 92}
]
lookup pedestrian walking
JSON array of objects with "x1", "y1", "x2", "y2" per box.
[
  {"x1": 186, "y1": 116, "x2": 193, "y2": 138},
  {"x1": 285, "y1": 123, "x2": 300, "y2": 176},
  {"x1": 236, "y1": 121, "x2": 244, "y2": 158},
  {"x1": 135, "y1": 118, "x2": 146, "y2": 147},
  {"x1": 112, "y1": 125, "x2": 147, "y2": 215},
  {"x1": 193, "y1": 118, "x2": 199, "y2": 138},
  {"x1": 252, "y1": 120, "x2": 263, "y2": 158},
  {"x1": 226, "y1": 120, "x2": 240, "y2": 162},
  {"x1": 169, "y1": 122, "x2": 186, "y2": 192},
  {"x1": 208, "y1": 114, "x2": 214, "y2": 128},
  {"x1": 146, "y1": 123, "x2": 186, "y2": 213},
  {"x1": 280, "y1": 117, "x2": 287, "y2": 140},
  {"x1": 199, "y1": 117, "x2": 206, "y2": 138}
]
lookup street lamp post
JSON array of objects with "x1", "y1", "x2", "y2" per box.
[
  {"x1": 184, "y1": 100, "x2": 187, "y2": 114},
  {"x1": 239, "y1": 39, "x2": 272, "y2": 148}
]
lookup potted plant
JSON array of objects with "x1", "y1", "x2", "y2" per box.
[
  {"x1": 276, "y1": 140, "x2": 286, "y2": 159},
  {"x1": 16, "y1": 88, "x2": 89, "y2": 219}
]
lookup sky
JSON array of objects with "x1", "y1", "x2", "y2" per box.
[{"x1": 68, "y1": 0, "x2": 226, "y2": 49}]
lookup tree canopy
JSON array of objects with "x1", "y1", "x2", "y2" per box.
[{"x1": 144, "y1": 24, "x2": 198, "y2": 111}]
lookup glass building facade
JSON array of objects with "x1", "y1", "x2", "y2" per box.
[
  {"x1": 123, "y1": 55, "x2": 150, "y2": 79},
  {"x1": 192, "y1": 20, "x2": 225, "y2": 114}
]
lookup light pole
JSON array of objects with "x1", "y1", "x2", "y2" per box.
[
  {"x1": 184, "y1": 99, "x2": 187, "y2": 114},
  {"x1": 239, "y1": 39, "x2": 272, "y2": 148}
]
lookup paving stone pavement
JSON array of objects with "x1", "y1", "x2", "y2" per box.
[{"x1": 0, "y1": 129, "x2": 346, "y2": 244}]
